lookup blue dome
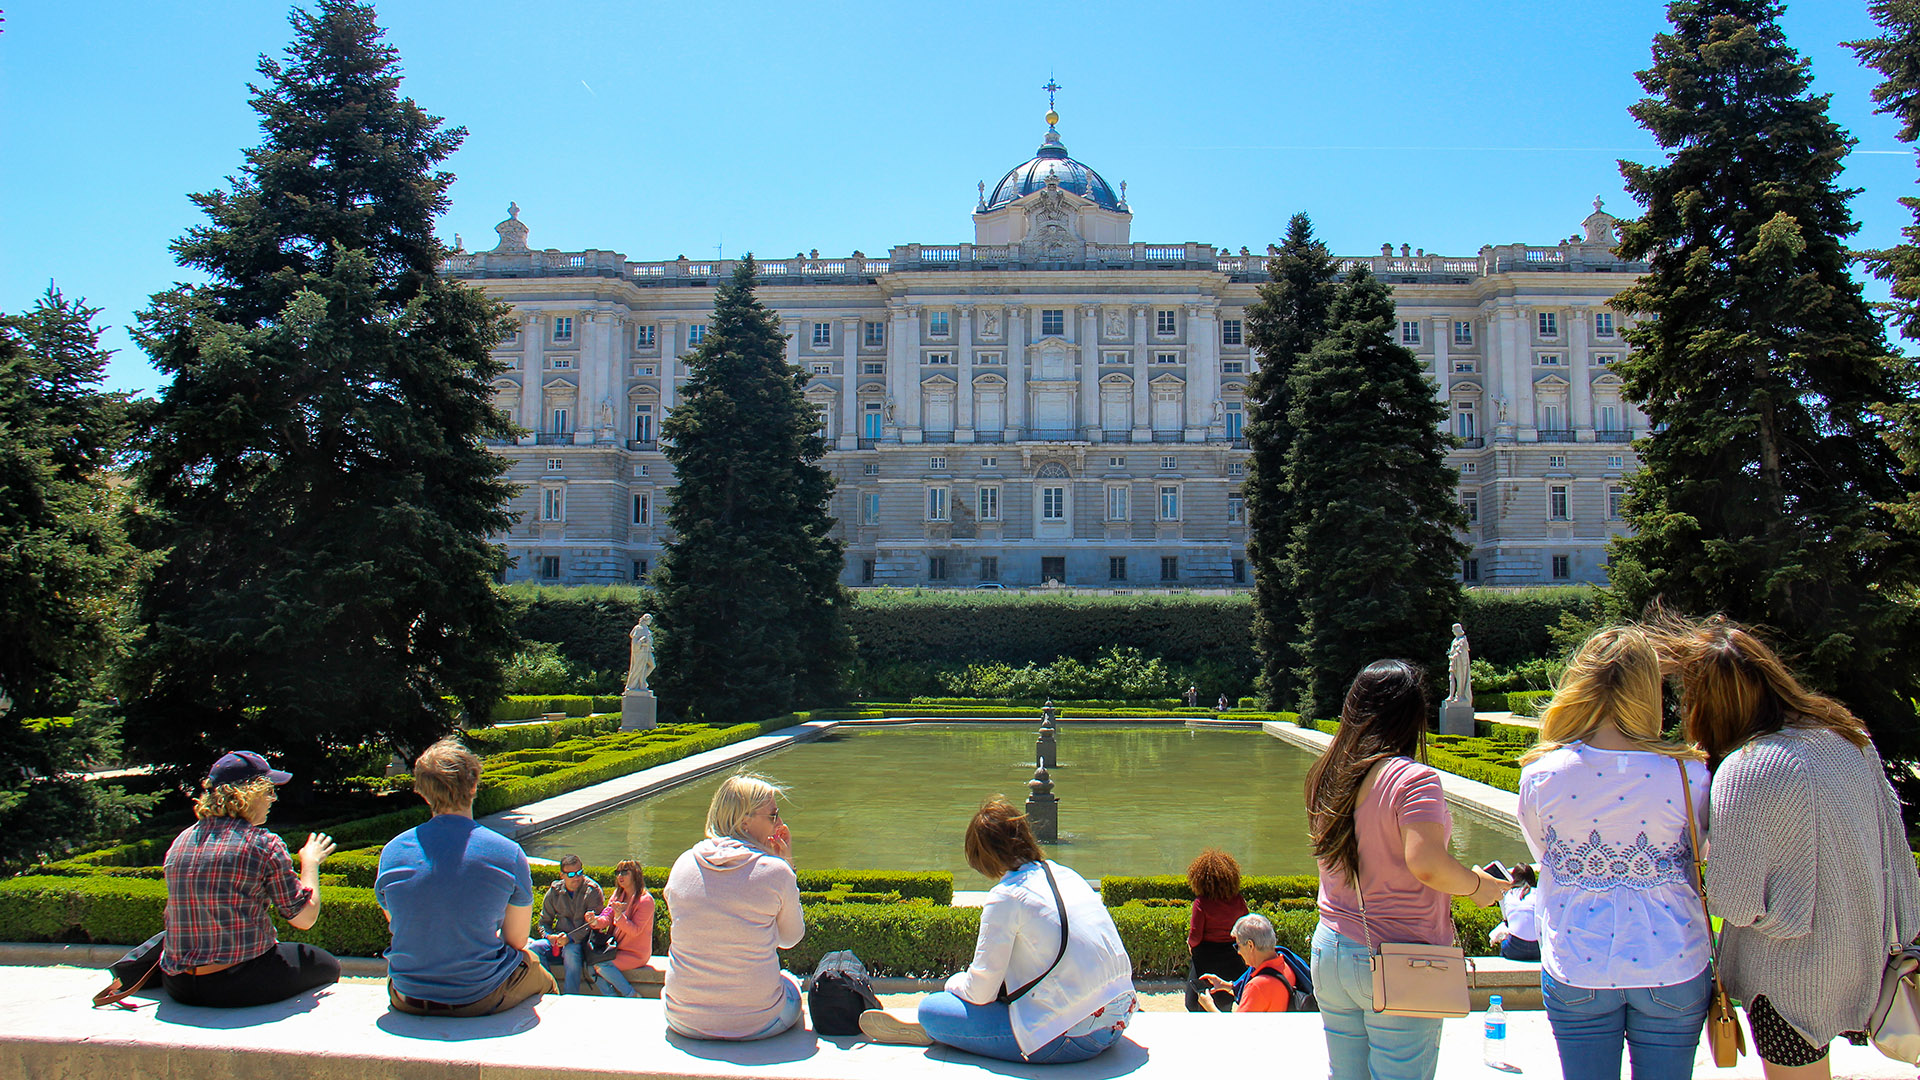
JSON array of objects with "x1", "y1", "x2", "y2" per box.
[{"x1": 985, "y1": 128, "x2": 1123, "y2": 212}]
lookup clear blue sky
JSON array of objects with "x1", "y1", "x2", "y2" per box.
[{"x1": 1, "y1": 0, "x2": 1912, "y2": 395}]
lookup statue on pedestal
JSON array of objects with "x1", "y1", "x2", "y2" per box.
[
  {"x1": 626, "y1": 614, "x2": 655, "y2": 693},
  {"x1": 1446, "y1": 623, "x2": 1471, "y2": 705}
]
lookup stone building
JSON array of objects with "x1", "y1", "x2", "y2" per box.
[{"x1": 447, "y1": 110, "x2": 1649, "y2": 589}]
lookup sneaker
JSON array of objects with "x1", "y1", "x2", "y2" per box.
[{"x1": 859, "y1": 1008, "x2": 933, "y2": 1046}]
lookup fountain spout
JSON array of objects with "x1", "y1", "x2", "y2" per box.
[
  {"x1": 1036, "y1": 698, "x2": 1059, "y2": 769},
  {"x1": 1025, "y1": 764, "x2": 1058, "y2": 843}
]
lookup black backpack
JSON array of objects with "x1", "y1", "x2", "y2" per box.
[{"x1": 806, "y1": 950, "x2": 883, "y2": 1035}]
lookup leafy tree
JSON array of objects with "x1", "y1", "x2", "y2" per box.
[
  {"x1": 1608, "y1": 0, "x2": 1920, "y2": 766},
  {"x1": 119, "y1": 0, "x2": 518, "y2": 787},
  {"x1": 652, "y1": 259, "x2": 851, "y2": 721},
  {"x1": 1286, "y1": 267, "x2": 1466, "y2": 720},
  {"x1": 0, "y1": 289, "x2": 155, "y2": 865},
  {"x1": 1243, "y1": 214, "x2": 1340, "y2": 710}
]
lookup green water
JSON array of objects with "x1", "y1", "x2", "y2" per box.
[{"x1": 522, "y1": 724, "x2": 1533, "y2": 883}]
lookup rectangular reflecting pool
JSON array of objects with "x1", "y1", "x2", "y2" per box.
[{"x1": 523, "y1": 724, "x2": 1532, "y2": 883}]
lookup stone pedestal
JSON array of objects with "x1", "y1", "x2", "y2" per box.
[
  {"x1": 1438, "y1": 699, "x2": 1475, "y2": 737},
  {"x1": 1025, "y1": 765, "x2": 1058, "y2": 844},
  {"x1": 621, "y1": 690, "x2": 658, "y2": 731}
]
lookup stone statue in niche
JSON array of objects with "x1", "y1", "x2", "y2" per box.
[
  {"x1": 981, "y1": 309, "x2": 1001, "y2": 337},
  {"x1": 1211, "y1": 399, "x2": 1225, "y2": 426},
  {"x1": 626, "y1": 614, "x2": 656, "y2": 693},
  {"x1": 1105, "y1": 309, "x2": 1127, "y2": 339},
  {"x1": 599, "y1": 397, "x2": 614, "y2": 429},
  {"x1": 1495, "y1": 396, "x2": 1511, "y2": 425},
  {"x1": 1446, "y1": 623, "x2": 1471, "y2": 705},
  {"x1": 884, "y1": 396, "x2": 896, "y2": 425}
]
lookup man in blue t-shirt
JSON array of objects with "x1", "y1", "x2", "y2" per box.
[{"x1": 377, "y1": 739, "x2": 556, "y2": 1016}]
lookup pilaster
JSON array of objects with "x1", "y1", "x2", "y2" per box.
[
  {"x1": 1078, "y1": 304, "x2": 1100, "y2": 439},
  {"x1": 956, "y1": 305, "x2": 975, "y2": 441}
]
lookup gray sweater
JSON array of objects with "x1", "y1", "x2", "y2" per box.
[{"x1": 1706, "y1": 726, "x2": 1920, "y2": 1044}]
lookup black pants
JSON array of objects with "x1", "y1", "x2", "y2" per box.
[
  {"x1": 162, "y1": 942, "x2": 340, "y2": 1008},
  {"x1": 1185, "y1": 940, "x2": 1246, "y2": 1012}
]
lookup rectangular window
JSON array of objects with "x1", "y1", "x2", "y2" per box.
[
  {"x1": 1462, "y1": 490, "x2": 1479, "y2": 523},
  {"x1": 926, "y1": 487, "x2": 949, "y2": 521},
  {"x1": 1227, "y1": 494, "x2": 1245, "y2": 524},
  {"x1": 1159, "y1": 485, "x2": 1180, "y2": 521},
  {"x1": 926, "y1": 352, "x2": 953, "y2": 365},
  {"x1": 551, "y1": 407, "x2": 570, "y2": 433},
  {"x1": 549, "y1": 357, "x2": 573, "y2": 370},
  {"x1": 1109, "y1": 556, "x2": 1128, "y2": 581},
  {"x1": 1595, "y1": 353, "x2": 1619, "y2": 369},
  {"x1": 810, "y1": 362, "x2": 832, "y2": 375},
  {"x1": 1608, "y1": 454, "x2": 1625, "y2": 469},
  {"x1": 1552, "y1": 554, "x2": 1571, "y2": 579},
  {"x1": 1455, "y1": 402, "x2": 1477, "y2": 439},
  {"x1": 542, "y1": 487, "x2": 564, "y2": 521},
  {"x1": 1594, "y1": 312, "x2": 1615, "y2": 338},
  {"x1": 862, "y1": 361, "x2": 885, "y2": 375},
  {"x1": 1108, "y1": 456, "x2": 1126, "y2": 468},
  {"x1": 863, "y1": 462, "x2": 879, "y2": 476},
  {"x1": 929, "y1": 456, "x2": 947, "y2": 470},
  {"x1": 636, "y1": 464, "x2": 649, "y2": 477},
  {"x1": 1160, "y1": 556, "x2": 1179, "y2": 581},
  {"x1": 976, "y1": 352, "x2": 1003, "y2": 365},
  {"x1": 1222, "y1": 360, "x2": 1246, "y2": 374},
  {"x1": 1041, "y1": 309, "x2": 1064, "y2": 336},
  {"x1": 1103, "y1": 352, "x2": 1128, "y2": 365},
  {"x1": 1401, "y1": 320, "x2": 1421, "y2": 346},
  {"x1": 1462, "y1": 557, "x2": 1480, "y2": 582},
  {"x1": 1156, "y1": 309, "x2": 1176, "y2": 336},
  {"x1": 865, "y1": 321, "x2": 885, "y2": 347},
  {"x1": 1232, "y1": 559, "x2": 1246, "y2": 583},
  {"x1": 978, "y1": 486, "x2": 1001, "y2": 521},
  {"x1": 981, "y1": 455, "x2": 998, "y2": 467},
  {"x1": 1042, "y1": 486, "x2": 1065, "y2": 521},
  {"x1": 1221, "y1": 319, "x2": 1243, "y2": 346},
  {"x1": 928, "y1": 555, "x2": 947, "y2": 580},
  {"x1": 1224, "y1": 404, "x2": 1243, "y2": 440},
  {"x1": 1608, "y1": 485, "x2": 1626, "y2": 519},
  {"x1": 1549, "y1": 484, "x2": 1570, "y2": 520},
  {"x1": 1537, "y1": 353, "x2": 1563, "y2": 366},
  {"x1": 861, "y1": 558, "x2": 875, "y2": 583},
  {"x1": 636, "y1": 324, "x2": 656, "y2": 348},
  {"x1": 1454, "y1": 320, "x2": 1473, "y2": 345},
  {"x1": 1599, "y1": 405, "x2": 1620, "y2": 433},
  {"x1": 633, "y1": 364, "x2": 656, "y2": 376},
  {"x1": 1542, "y1": 403, "x2": 1564, "y2": 431},
  {"x1": 546, "y1": 458, "x2": 564, "y2": 471},
  {"x1": 540, "y1": 555, "x2": 561, "y2": 579},
  {"x1": 1462, "y1": 461, "x2": 1477, "y2": 475},
  {"x1": 974, "y1": 556, "x2": 997, "y2": 582},
  {"x1": 553, "y1": 316, "x2": 573, "y2": 342},
  {"x1": 1041, "y1": 556, "x2": 1066, "y2": 582},
  {"x1": 1548, "y1": 454, "x2": 1567, "y2": 470},
  {"x1": 929, "y1": 310, "x2": 950, "y2": 337},
  {"x1": 632, "y1": 492, "x2": 650, "y2": 525},
  {"x1": 1538, "y1": 311, "x2": 1558, "y2": 338},
  {"x1": 1161, "y1": 455, "x2": 1177, "y2": 471},
  {"x1": 687, "y1": 324, "x2": 708, "y2": 346},
  {"x1": 1453, "y1": 360, "x2": 1476, "y2": 373},
  {"x1": 1227, "y1": 462, "x2": 1244, "y2": 477},
  {"x1": 812, "y1": 322, "x2": 831, "y2": 347},
  {"x1": 633, "y1": 559, "x2": 648, "y2": 580},
  {"x1": 1106, "y1": 485, "x2": 1130, "y2": 521},
  {"x1": 863, "y1": 492, "x2": 881, "y2": 524},
  {"x1": 864, "y1": 403, "x2": 884, "y2": 439}
]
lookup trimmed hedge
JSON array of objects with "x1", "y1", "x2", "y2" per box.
[
  {"x1": 472, "y1": 718, "x2": 797, "y2": 817},
  {"x1": 1503, "y1": 691, "x2": 1554, "y2": 718},
  {"x1": 465, "y1": 715, "x2": 622, "y2": 753},
  {"x1": 487, "y1": 696, "x2": 622, "y2": 723},
  {"x1": 1099, "y1": 874, "x2": 1319, "y2": 906}
]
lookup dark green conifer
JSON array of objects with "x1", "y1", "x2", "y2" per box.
[
  {"x1": 1609, "y1": 0, "x2": 1920, "y2": 764},
  {"x1": 120, "y1": 1, "x2": 518, "y2": 785},
  {"x1": 1242, "y1": 214, "x2": 1339, "y2": 709},
  {"x1": 651, "y1": 259, "x2": 851, "y2": 722},
  {"x1": 1287, "y1": 268, "x2": 1466, "y2": 720}
]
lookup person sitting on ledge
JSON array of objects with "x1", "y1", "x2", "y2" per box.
[
  {"x1": 531, "y1": 853, "x2": 604, "y2": 994},
  {"x1": 160, "y1": 750, "x2": 340, "y2": 1008},
  {"x1": 377, "y1": 738, "x2": 556, "y2": 1016},
  {"x1": 1196, "y1": 914, "x2": 1301, "y2": 1012},
  {"x1": 663, "y1": 772, "x2": 805, "y2": 1040},
  {"x1": 586, "y1": 858, "x2": 657, "y2": 997},
  {"x1": 860, "y1": 799, "x2": 1137, "y2": 1063}
]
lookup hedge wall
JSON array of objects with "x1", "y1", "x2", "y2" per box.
[
  {"x1": 487, "y1": 696, "x2": 622, "y2": 723},
  {"x1": 847, "y1": 592, "x2": 1253, "y2": 666}
]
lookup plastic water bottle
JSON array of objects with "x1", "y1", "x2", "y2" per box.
[{"x1": 1483, "y1": 994, "x2": 1508, "y2": 1067}]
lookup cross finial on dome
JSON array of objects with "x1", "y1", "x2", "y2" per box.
[{"x1": 1043, "y1": 75, "x2": 1061, "y2": 129}]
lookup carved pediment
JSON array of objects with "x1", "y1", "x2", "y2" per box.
[
  {"x1": 1099, "y1": 372, "x2": 1134, "y2": 387},
  {"x1": 542, "y1": 378, "x2": 579, "y2": 398},
  {"x1": 1591, "y1": 373, "x2": 1624, "y2": 389},
  {"x1": 1149, "y1": 372, "x2": 1187, "y2": 388},
  {"x1": 1452, "y1": 381, "x2": 1485, "y2": 395},
  {"x1": 921, "y1": 373, "x2": 959, "y2": 389},
  {"x1": 626, "y1": 384, "x2": 660, "y2": 401},
  {"x1": 857, "y1": 381, "x2": 888, "y2": 395},
  {"x1": 972, "y1": 372, "x2": 1007, "y2": 387},
  {"x1": 1534, "y1": 374, "x2": 1571, "y2": 391}
]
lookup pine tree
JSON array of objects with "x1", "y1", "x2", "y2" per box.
[
  {"x1": 1608, "y1": 0, "x2": 1920, "y2": 764},
  {"x1": 652, "y1": 259, "x2": 851, "y2": 722},
  {"x1": 120, "y1": 1, "x2": 518, "y2": 786},
  {"x1": 0, "y1": 288, "x2": 155, "y2": 865},
  {"x1": 1287, "y1": 267, "x2": 1466, "y2": 720},
  {"x1": 1242, "y1": 214, "x2": 1339, "y2": 709}
]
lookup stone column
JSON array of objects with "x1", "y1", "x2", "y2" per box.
[
  {"x1": 1187, "y1": 303, "x2": 1220, "y2": 441},
  {"x1": 581, "y1": 311, "x2": 612, "y2": 443},
  {"x1": 956, "y1": 305, "x2": 975, "y2": 441},
  {"x1": 1078, "y1": 305, "x2": 1100, "y2": 439},
  {"x1": 1495, "y1": 308, "x2": 1520, "y2": 438},
  {"x1": 1515, "y1": 308, "x2": 1536, "y2": 440},
  {"x1": 1569, "y1": 308, "x2": 1593, "y2": 441},
  {"x1": 1131, "y1": 305, "x2": 1150, "y2": 441},
  {"x1": 839, "y1": 316, "x2": 860, "y2": 450},
  {"x1": 1008, "y1": 307, "x2": 1028, "y2": 435},
  {"x1": 1431, "y1": 314, "x2": 1452, "y2": 413},
  {"x1": 521, "y1": 313, "x2": 545, "y2": 433}
]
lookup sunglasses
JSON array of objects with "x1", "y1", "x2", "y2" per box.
[{"x1": 564, "y1": 868, "x2": 583, "y2": 878}]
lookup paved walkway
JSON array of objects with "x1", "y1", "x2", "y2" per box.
[{"x1": 5, "y1": 965, "x2": 1907, "y2": 1079}]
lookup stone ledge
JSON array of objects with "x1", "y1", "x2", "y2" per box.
[{"x1": 3, "y1": 966, "x2": 1909, "y2": 1080}]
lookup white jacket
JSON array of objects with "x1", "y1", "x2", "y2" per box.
[{"x1": 946, "y1": 861, "x2": 1134, "y2": 1055}]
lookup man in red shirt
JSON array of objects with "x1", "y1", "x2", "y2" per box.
[{"x1": 1198, "y1": 914, "x2": 1300, "y2": 1012}]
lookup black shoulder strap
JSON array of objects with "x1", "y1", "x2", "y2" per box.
[{"x1": 1002, "y1": 860, "x2": 1069, "y2": 1003}]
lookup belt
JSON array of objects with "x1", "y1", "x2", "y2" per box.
[
  {"x1": 398, "y1": 992, "x2": 480, "y2": 1012},
  {"x1": 187, "y1": 961, "x2": 237, "y2": 976}
]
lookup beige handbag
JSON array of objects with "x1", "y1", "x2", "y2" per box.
[
  {"x1": 1357, "y1": 877, "x2": 1474, "y2": 1018},
  {"x1": 1678, "y1": 759, "x2": 1746, "y2": 1068},
  {"x1": 1867, "y1": 761, "x2": 1920, "y2": 1063}
]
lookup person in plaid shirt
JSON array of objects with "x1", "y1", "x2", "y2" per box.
[{"x1": 160, "y1": 750, "x2": 339, "y2": 1007}]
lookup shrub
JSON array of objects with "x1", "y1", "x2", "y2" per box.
[
  {"x1": 1098, "y1": 874, "x2": 1320, "y2": 906},
  {"x1": 500, "y1": 641, "x2": 586, "y2": 696},
  {"x1": 487, "y1": 696, "x2": 622, "y2": 723},
  {"x1": 501, "y1": 583, "x2": 651, "y2": 680},
  {"x1": 1504, "y1": 691, "x2": 1555, "y2": 718},
  {"x1": 1459, "y1": 587, "x2": 1604, "y2": 668}
]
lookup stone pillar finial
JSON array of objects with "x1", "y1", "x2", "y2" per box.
[{"x1": 1025, "y1": 764, "x2": 1058, "y2": 843}]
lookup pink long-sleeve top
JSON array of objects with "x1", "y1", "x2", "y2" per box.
[
  {"x1": 662, "y1": 837, "x2": 804, "y2": 1039},
  {"x1": 595, "y1": 889, "x2": 657, "y2": 969}
]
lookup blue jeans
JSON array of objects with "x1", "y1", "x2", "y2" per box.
[
  {"x1": 667, "y1": 971, "x2": 802, "y2": 1040},
  {"x1": 1541, "y1": 967, "x2": 1710, "y2": 1080},
  {"x1": 594, "y1": 961, "x2": 636, "y2": 997},
  {"x1": 917, "y1": 991, "x2": 1126, "y2": 1064},
  {"x1": 1310, "y1": 922, "x2": 1443, "y2": 1080},
  {"x1": 529, "y1": 937, "x2": 585, "y2": 995}
]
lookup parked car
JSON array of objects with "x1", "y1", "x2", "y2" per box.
[{"x1": 973, "y1": 582, "x2": 1006, "y2": 590}]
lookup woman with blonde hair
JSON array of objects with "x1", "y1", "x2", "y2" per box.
[
  {"x1": 1657, "y1": 615, "x2": 1920, "y2": 1080},
  {"x1": 662, "y1": 772, "x2": 804, "y2": 1039},
  {"x1": 1517, "y1": 626, "x2": 1710, "y2": 1080},
  {"x1": 587, "y1": 859, "x2": 657, "y2": 997}
]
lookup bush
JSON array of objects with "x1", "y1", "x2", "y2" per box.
[
  {"x1": 487, "y1": 696, "x2": 621, "y2": 723},
  {"x1": 500, "y1": 642, "x2": 589, "y2": 696},
  {"x1": 1460, "y1": 588, "x2": 1604, "y2": 668},
  {"x1": 501, "y1": 584, "x2": 650, "y2": 682},
  {"x1": 1098, "y1": 874, "x2": 1320, "y2": 906},
  {"x1": 462, "y1": 716, "x2": 622, "y2": 754},
  {"x1": 1504, "y1": 691, "x2": 1554, "y2": 718}
]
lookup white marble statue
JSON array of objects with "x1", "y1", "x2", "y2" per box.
[
  {"x1": 1446, "y1": 623, "x2": 1471, "y2": 704},
  {"x1": 626, "y1": 614, "x2": 655, "y2": 693},
  {"x1": 981, "y1": 309, "x2": 1001, "y2": 337}
]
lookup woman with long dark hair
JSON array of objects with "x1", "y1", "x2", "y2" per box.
[{"x1": 1305, "y1": 660, "x2": 1508, "y2": 1080}]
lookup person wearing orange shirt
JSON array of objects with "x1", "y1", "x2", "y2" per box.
[{"x1": 1197, "y1": 914, "x2": 1298, "y2": 1013}]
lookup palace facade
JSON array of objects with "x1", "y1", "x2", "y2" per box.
[{"x1": 447, "y1": 113, "x2": 1648, "y2": 590}]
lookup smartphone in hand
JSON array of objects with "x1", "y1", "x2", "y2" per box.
[{"x1": 1480, "y1": 861, "x2": 1511, "y2": 881}]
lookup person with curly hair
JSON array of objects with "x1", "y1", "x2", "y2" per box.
[{"x1": 1184, "y1": 847, "x2": 1249, "y2": 1012}]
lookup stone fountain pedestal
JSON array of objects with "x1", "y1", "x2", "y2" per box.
[
  {"x1": 621, "y1": 690, "x2": 657, "y2": 731},
  {"x1": 1438, "y1": 699, "x2": 1475, "y2": 737}
]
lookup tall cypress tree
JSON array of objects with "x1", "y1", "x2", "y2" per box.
[
  {"x1": 1287, "y1": 267, "x2": 1466, "y2": 720},
  {"x1": 652, "y1": 259, "x2": 851, "y2": 722},
  {"x1": 1609, "y1": 0, "x2": 1920, "y2": 764},
  {"x1": 1242, "y1": 214, "x2": 1339, "y2": 709},
  {"x1": 120, "y1": 1, "x2": 517, "y2": 785}
]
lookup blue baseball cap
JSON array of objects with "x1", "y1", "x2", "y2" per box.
[{"x1": 207, "y1": 750, "x2": 292, "y2": 787}]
